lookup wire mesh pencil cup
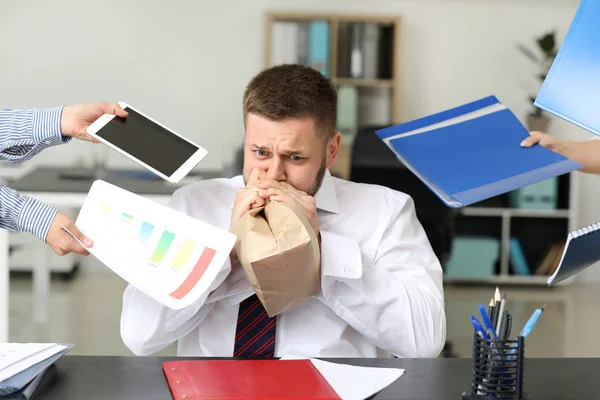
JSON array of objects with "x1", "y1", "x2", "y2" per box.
[{"x1": 462, "y1": 334, "x2": 531, "y2": 400}]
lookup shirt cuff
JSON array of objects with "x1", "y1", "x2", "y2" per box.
[
  {"x1": 319, "y1": 230, "x2": 363, "y2": 281},
  {"x1": 18, "y1": 196, "x2": 58, "y2": 242},
  {"x1": 32, "y1": 106, "x2": 71, "y2": 146}
]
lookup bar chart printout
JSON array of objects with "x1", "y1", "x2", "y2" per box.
[
  {"x1": 71, "y1": 180, "x2": 237, "y2": 310},
  {"x1": 138, "y1": 222, "x2": 154, "y2": 242},
  {"x1": 149, "y1": 231, "x2": 176, "y2": 265}
]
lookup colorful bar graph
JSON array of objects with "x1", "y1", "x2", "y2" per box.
[
  {"x1": 170, "y1": 247, "x2": 217, "y2": 300},
  {"x1": 149, "y1": 231, "x2": 176, "y2": 264},
  {"x1": 121, "y1": 213, "x2": 134, "y2": 222},
  {"x1": 138, "y1": 222, "x2": 155, "y2": 242},
  {"x1": 172, "y1": 239, "x2": 196, "y2": 269}
]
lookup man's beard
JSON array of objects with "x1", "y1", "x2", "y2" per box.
[{"x1": 242, "y1": 155, "x2": 327, "y2": 197}]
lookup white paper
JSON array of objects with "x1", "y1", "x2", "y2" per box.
[
  {"x1": 280, "y1": 355, "x2": 405, "y2": 400},
  {"x1": 0, "y1": 343, "x2": 66, "y2": 382},
  {"x1": 67, "y1": 180, "x2": 237, "y2": 310}
]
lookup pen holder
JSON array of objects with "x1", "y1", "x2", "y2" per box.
[{"x1": 462, "y1": 334, "x2": 530, "y2": 400}]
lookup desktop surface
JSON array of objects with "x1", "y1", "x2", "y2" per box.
[
  {"x1": 6, "y1": 166, "x2": 224, "y2": 195},
  {"x1": 33, "y1": 356, "x2": 599, "y2": 400}
]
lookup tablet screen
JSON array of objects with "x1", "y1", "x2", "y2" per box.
[{"x1": 94, "y1": 108, "x2": 199, "y2": 177}]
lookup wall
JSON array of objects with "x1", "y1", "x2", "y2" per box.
[{"x1": 3, "y1": 0, "x2": 600, "y2": 279}]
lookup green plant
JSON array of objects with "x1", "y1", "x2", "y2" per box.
[{"x1": 516, "y1": 30, "x2": 559, "y2": 118}]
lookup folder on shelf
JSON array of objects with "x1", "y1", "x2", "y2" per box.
[
  {"x1": 375, "y1": 95, "x2": 582, "y2": 208},
  {"x1": 547, "y1": 222, "x2": 600, "y2": 285},
  {"x1": 535, "y1": 0, "x2": 600, "y2": 136}
]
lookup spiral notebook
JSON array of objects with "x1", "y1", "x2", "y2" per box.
[{"x1": 547, "y1": 222, "x2": 600, "y2": 285}]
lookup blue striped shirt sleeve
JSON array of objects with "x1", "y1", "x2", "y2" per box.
[{"x1": 0, "y1": 107, "x2": 70, "y2": 241}]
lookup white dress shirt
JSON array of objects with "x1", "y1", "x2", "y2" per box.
[{"x1": 120, "y1": 169, "x2": 446, "y2": 358}]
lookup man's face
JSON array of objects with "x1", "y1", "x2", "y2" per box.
[{"x1": 242, "y1": 113, "x2": 340, "y2": 196}]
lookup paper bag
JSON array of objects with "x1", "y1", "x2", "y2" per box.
[{"x1": 232, "y1": 200, "x2": 321, "y2": 317}]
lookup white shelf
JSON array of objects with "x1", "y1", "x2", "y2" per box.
[{"x1": 460, "y1": 207, "x2": 570, "y2": 218}]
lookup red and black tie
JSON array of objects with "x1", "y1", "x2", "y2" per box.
[{"x1": 233, "y1": 294, "x2": 277, "y2": 358}]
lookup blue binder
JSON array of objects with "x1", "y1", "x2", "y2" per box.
[
  {"x1": 308, "y1": 20, "x2": 330, "y2": 76},
  {"x1": 375, "y1": 95, "x2": 582, "y2": 208},
  {"x1": 535, "y1": 0, "x2": 600, "y2": 136},
  {"x1": 547, "y1": 222, "x2": 600, "y2": 285}
]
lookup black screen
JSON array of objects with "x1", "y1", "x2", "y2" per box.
[{"x1": 94, "y1": 108, "x2": 199, "y2": 176}]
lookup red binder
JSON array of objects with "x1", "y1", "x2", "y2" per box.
[{"x1": 162, "y1": 359, "x2": 341, "y2": 399}]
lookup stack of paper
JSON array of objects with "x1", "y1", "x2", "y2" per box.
[{"x1": 0, "y1": 343, "x2": 72, "y2": 396}]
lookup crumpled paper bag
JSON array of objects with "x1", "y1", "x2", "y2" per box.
[{"x1": 232, "y1": 200, "x2": 321, "y2": 317}]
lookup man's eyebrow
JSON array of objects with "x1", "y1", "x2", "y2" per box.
[{"x1": 249, "y1": 144, "x2": 305, "y2": 156}]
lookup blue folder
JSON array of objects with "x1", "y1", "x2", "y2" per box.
[
  {"x1": 547, "y1": 222, "x2": 600, "y2": 285},
  {"x1": 535, "y1": 0, "x2": 600, "y2": 136},
  {"x1": 375, "y1": 95, "x2": 582, "y2": 208}
]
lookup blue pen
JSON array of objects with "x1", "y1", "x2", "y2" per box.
[
  {"x1": 519, "y1": 305, "x2": 546, "y2": 338},
  {"x1": 470, "y1": 315, "x2": 490, "y2": 339},
  {"x1": 478, "y1": 304, "x2": 498, "y2": 339}
]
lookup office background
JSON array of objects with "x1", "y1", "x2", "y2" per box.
[{"x1": 2, "y1": 0, "x2": 600, "y2": 358}]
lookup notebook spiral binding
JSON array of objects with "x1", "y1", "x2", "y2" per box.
[{"x1": 572, "y1": 222, "x2": 600, "y2": 239}]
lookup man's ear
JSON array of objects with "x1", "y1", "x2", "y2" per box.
[{"x1": 325, "y1": 132, "x2": 342, "y2": 169}]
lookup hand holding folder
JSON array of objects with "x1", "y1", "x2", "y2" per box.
[{"x1": 375, "y1": 95, "x2": 582, "y2": 208}]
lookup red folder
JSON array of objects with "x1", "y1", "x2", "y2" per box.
[{"x1": 162, "y1": 359, "x2": 341, "y2": 399}]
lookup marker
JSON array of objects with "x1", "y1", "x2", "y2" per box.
[{"x1": 519, "y1": 305, "x2": 545, "y2": 338}]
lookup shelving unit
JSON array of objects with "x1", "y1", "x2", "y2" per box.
[
  {"x1": 264, "y1": 12, "x2": 402, "y2": 180},
  {"x1": 444, "y1": 171, "x2": 580, "y2": 286}
]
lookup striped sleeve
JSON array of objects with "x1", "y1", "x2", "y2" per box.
[
  {"x1": 0, "y1": 107, "x2": 67, "y2": 241},
  {"x1": 0, "y1": 106, "x2": 70, "y2": 163},
  {"x1": 0, "y1": 184, "x2": 57, "y2": 242}
]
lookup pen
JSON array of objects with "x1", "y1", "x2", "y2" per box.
[
  {"x1": 519, "y1": 305, "x2": 546, "y2": 338},
  {"x1": 506, "y1": 314, "x2": 512, "y2": 338},
  {"x1": 499, "y1": 311, "x2": 509, "y2": 340},
  {"x1": 470, "y1": 315, "x2": 490, "y2": 339},
  {"x1": 478, "y1": 304, "x2": 498, "y2": 339},
  {"x1": 495, "y1": 294, "x2": 506, "y2": 335}
]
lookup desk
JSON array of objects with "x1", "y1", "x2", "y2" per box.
[
  {"x1": 0, "y1": 167, "x2": 224, "y2": 342},
  {"x1": 33, "y1": 356, "x2": 599, "y2": 399}
]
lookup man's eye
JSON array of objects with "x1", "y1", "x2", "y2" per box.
[
  {"x1": 255, "y1": 150, "x2": 267, "y2": 157},
  {"x1": 290, "y1": 155, "x2": 303, "y2": 161}
]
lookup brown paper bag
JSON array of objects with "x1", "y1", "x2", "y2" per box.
[{"x1": 232, "y1": 200, "x2": 321, "y2": 317}]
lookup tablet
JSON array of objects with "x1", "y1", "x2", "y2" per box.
[{"x1": 86, "y1": 101, "x2": 208, "y2": 183}]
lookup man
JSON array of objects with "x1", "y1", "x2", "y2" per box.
[
  {"x1": 121, "y1": 64, "x2": 446, "y2": 358},
  {"x1": 521, "y1": 130, "x2": 600, "y2": 174},
  {"x1": 0, "y1": 102, "x2": 128, "y2": 256}
]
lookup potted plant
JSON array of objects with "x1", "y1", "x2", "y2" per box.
[{"x1": 516, "y1": 30, "x2": 559, "y2": 132}]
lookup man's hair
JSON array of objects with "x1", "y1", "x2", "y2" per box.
[{"x1": 242, "y1": 64, "x2": 338, "y2": 140}]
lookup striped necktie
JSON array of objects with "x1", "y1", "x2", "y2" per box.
[{"x1": 233, "y1": 294, "x2": 277, "y2": 358}]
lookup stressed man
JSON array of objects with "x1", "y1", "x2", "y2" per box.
[{"x1": 120, "y1": 64, "x2": 446, "y2": 358}]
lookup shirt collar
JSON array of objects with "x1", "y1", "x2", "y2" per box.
[{"x1": 230, "y1": 169, "x2": 340, "y2": 214}]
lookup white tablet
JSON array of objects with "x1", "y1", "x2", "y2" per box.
[{"x1": 86, "y1": 101, "x2": 208, "y2": 183}]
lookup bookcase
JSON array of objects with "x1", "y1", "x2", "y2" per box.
[
  {"x1": 264, "y1": 12, "x2": 402, "y2": 180},
  {"x1": 444, "y1": 172, "x2": 580, "y2": 286}
]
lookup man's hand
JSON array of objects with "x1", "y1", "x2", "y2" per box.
[
  {"x1": 61, "y1": 102, "x2": 128, "y2": 143},
  {"x1": 256, "y1": 179, "x2": 319, "y2": 238},
  {"x1": 46, "y1": 212, "x2": 93, "y2": 256},
  {"x1": 230, "y1": 168, "x2": 267, "y2": 232},
  {"x1": 521, "y1": 131, "x2": 565, "y2": 153}
]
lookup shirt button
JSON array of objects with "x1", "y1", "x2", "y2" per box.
[{"x1": 45, "y1": 140, "x2": 51, "y2": 145}]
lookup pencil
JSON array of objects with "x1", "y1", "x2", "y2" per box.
[{"x1": 488, "y1": 298, "x2": 494, "y2": 319}]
